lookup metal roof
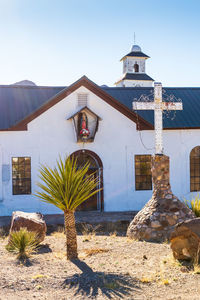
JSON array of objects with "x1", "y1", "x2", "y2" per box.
[
  {"x1": 117, "y1": 73, "x2": 154, "y2": 83},
  {"x1": 102, "y1": 87, "x2": 200, "y2": 129},
  {"x1": 0, "y1": 82, "x2": 200, "y2": 130},
  {"x1": 121, "y1": 51, "x2": 150, "y2": 61},
  {"x1": 0, "y1": 85, "x2": 64, "y2": 129}
]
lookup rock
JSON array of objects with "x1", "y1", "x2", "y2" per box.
[
  {"x1": 9, "y1": 211, "x2": 47, "y2": 243},
  {"x1": 170, "y1": 218, "x2": 200, "y2": 261},
  {"x1": 166, "y1": 215, "x2": 177, "y2": 226},
  {"x1": 151, "y1": 221, "x2": 162, "y2": 228},
  {"x1": 127, "y1": 155, "x2": 195, "y2": 242}
]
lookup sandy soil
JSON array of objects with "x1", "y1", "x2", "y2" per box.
[{"x1": 0, "y1": 232, "x2": 200, "y2": 300}]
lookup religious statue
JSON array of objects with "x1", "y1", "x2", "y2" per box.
[{"x1": 79, "y1": 112, "x2": 90, "y2": 139}]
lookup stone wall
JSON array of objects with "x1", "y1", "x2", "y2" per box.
[{"x1": 127, "y1": 154, "x2": 195, "y2": 242}]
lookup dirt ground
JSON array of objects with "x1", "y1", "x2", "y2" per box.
[{"x1": 0, "y1": 231, "x2": 200, "y2": 300}]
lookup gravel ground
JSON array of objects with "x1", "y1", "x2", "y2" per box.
[{"x1": 0, "y1": 232, "x2": 200, "y2": 300}]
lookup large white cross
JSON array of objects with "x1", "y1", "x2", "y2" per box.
[{"x1": 132, "y1": 82, "x2": 183, "y2": 154}]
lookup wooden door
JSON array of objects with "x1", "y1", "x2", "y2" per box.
[{"x1": 77, "y1": 168, "x2": 98, "y2": 211}]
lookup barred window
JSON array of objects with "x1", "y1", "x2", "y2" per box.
[
  {"x1": 12, "y1": 157, "x2": 31, "y2": 195},
  {"x1": 190, "y1": 146, "x2": 200, "y2": 192},
  {"x1": 135, "y1": 155, "x2": 152, "y2": 190}
]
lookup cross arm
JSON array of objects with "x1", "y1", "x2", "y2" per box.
[
  {"x1": 132, "y1": 102, "x2": 155, "y2": 110},
  {"x1": 161, "y1": 102, "x2": 183, "y2": 110}
]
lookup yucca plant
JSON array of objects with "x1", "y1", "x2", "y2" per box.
[
  {"x1": 36, "y1": 155, "x2": 100, "y2": 260},
  {"x1": 185, "y1": 194, "x2": 200, "y2": 217},
  {"x1": 6, "y1": 228, "x2": 38, "y2": 260}
]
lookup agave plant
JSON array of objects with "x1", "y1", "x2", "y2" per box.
[
  {"x1": 36, "y1": 155, "x2": 100, "y2": 260},
  {"x1": 6, "y1": 228, "x2": 38, "y2": 259},
  {"x1": 185, "y1": 194, "x2": 200, "y2": 217}
]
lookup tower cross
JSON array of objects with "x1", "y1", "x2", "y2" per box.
[{"x1": 132, "y1": 82, "x2": 183, "y2": 154}]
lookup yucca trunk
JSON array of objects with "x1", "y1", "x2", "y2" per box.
[{"x1": 64, "y1": 210, "x2": 78, "y2": 260}]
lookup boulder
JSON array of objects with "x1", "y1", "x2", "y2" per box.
[
  {"x1": 9, "y1": 211, "x2": 47, "y2": 243},
  {"x1": 170, "y1": 218, "x2": 200, "y2": 261},
  {"x1": 127, "y1": 155, "x2": 195, "y2": 242}
]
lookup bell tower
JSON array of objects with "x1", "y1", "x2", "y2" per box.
[{"x1": 115, "y1": 44, "x2": 154, "y2": 87}]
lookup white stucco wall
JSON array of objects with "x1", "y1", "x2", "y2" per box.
[
  {"x1": 117, "y1": 80, "x2": 153, "y2": 87},
  {"x1": 0, "y1": 86, "x2": 199, "y2": 216},
  {"x1": 123, "y1": 57, "x2": 146, "y2": 74}
]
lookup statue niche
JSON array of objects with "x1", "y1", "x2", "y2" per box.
[
  {"x1": 78, "y1": 112, "x2": 90, "y2": 140},
  {"x1": 67, "y1": 106, "x2": 102, "y2": 143}
]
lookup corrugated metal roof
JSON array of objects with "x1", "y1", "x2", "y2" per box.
[
  {"x1": 102, "y1": 87, "x2": 200, "y2": 129},
  {"x1": 0, "y1": 83, "x2": 200, "y2": 130},
  {"x1": 121, "y1": 51, "x2": 149, "y2": 60},
  {"x1": 118, "y1": 73, "x2": 154, "y2": 82},
  {"x1": 0, "y1": 85, "x2": 64, "y2": 129}
]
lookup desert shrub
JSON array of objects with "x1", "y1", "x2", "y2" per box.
[
  {"x1": 185, "y1": 194, "x2": 200, "y2": 217},
  {"x1": 81, "y1": 223, "x2": 101, "y2": 236},
  {"x1": 6, "y1": 228, "x2": 39, "y2": 260},
  {"x1": 0, "y1": 227, "x2": 7, "y2": 239}
]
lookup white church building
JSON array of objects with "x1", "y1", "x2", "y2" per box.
[{"x1": 0, "y1": 44, "x2": 200, "y2": 216}]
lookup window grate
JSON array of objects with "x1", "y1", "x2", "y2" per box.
[
  {"x1": 77, "y1": 93, "x2": 88, "y2": 107},
  {"x1": 12, "y1": 157, "x2": 31, "y2": 195},
  {"x1": 135, "y1": 155, "x2": 152, "y2": 190}
]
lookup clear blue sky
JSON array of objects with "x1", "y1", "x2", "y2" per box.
[{"x1": 0, "y1": 0, "x2": 200, "y2": 87}]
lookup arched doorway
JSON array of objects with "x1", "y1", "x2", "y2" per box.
[{"x1": 71, "y1": 150, "x2": 103, "y2": 211}]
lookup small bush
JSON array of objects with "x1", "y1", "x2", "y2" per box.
[
  {"x1": 81, "y1": 223, "x2": 101, "y2": 236},
  {"x1": 185, "y1": 194, "x2": 200, "y2": 217},
  {"x1": 0, "y1": 227, "x2": 7, "y2": 239},
  {"x1": 83, "y1": 248, "x2": 109, "y2": 257},
  {"x1": 6, "y1": 228, "x2": 39, "y2": 260}
]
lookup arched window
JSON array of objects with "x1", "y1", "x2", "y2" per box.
[
  {"x1": 190, "y1": 146, "x2": 200, "y2": 191},
  {"x1": 134, "y1": 63, "x2": 139, "y2": 72}
]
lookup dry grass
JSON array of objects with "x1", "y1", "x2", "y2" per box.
[
  {"x1": 0, "y1": 227, "x2": 7, "y2": 239},
  {"x1": 81, "y1": 223, "x2": 101, "y2": 236},
  {"x1": 0, "y1": 233, "x2": 200, "y2": 299},
  {"x1": 50, "y1": 226, "x2": 65, "y2": 238},
  {"x1": 109, "y1": 231, "x2": 117, "y2": 237},
  {"x1": 82, "y1": 248, "x2": 110, "y2": 257},
  {"x1": 32, "y1": 274, "x2": 49, "y2": 280},
  {"x1": 140, "y1": 277, "x2": 152, "y2": 283},
  {"x1": 52, "y1": 251, "x2": 66, "y2": 260},
  {"x1": 194, "y1": 264, "x2": 200, "y2": 274},
  {"x1": 161, "y1": 279, "x2": 170, "y2": 285}
]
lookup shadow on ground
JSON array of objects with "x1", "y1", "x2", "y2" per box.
[
  {"x1": 36, "y1": 243, "x2": 52, "y2": 254},
  {"x1": 62, "y1": 259, "x2": 140, "y2": 299}
]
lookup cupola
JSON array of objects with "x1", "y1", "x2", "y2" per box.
[{"x1": 115, "y1": 44, "x2": 154, "y2": 87}]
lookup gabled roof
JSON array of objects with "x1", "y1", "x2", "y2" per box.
[
  {"x1": 116, "y1": 73, "x2": 154, "y2": 84},
  {"x1": 120, "y1": 51, "x2": 150, "y2": 61},
  {"x1": 1, "y1": 77, "x2": 200, "y2": 131},
  {"x1": 0, "y1": 76, "x2": 152, "y2": 131}
]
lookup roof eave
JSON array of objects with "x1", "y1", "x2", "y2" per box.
[
  {"x1": 8, "y1": 75, "x2": 153, "y2": 131},
  {"x1": 120, "y1": 55, "x2": 150, "y2": 61}
]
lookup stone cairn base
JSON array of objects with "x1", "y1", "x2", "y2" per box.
[{"x1": 127, "y1": 155, "x2": 195, "y2": 242}]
